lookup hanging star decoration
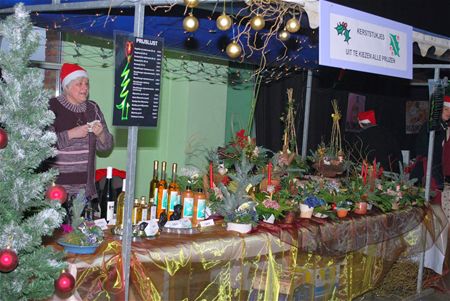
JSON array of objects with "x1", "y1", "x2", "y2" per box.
[{"x1": 335, "y1": 21, "x2": 351, "y2": 43}]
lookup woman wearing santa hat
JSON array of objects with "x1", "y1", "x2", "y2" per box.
[{"x1": 48, "y1": 63, "x2": 113, "y2": 207}]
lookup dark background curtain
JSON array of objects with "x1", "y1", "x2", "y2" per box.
[{"x1": 255, "y1": 66, "x2": 432, "y2": 158}]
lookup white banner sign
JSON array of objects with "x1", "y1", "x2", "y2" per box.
[{"x1": 319, "y1": 1, "x2": 412, "y2": 79}]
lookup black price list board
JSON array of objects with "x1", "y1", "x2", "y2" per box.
[
  {"x1": 427, "y1": 79, "x2": 446, "y2": 132},
  {"x1": 113, "y1": 32, "x2": 163, "y2": 127}
]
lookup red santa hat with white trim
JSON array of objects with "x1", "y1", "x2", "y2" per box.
[
  {"x1": 357, "y1": 110, "x2": 376, "y2": 126},
  {"x1": 60, "y1": 63, "x2": 88, "y2": 88},
  {"x1": 444, "y1": 95, "x2": 450, "y2": 108}
]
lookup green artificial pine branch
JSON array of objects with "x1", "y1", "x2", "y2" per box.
[
  {"x1": 0, "y1": 4, "x2": 66, "y2": 300},
  {"x1": 215, "y1": 153, "x2": 263, "y2": 221}
]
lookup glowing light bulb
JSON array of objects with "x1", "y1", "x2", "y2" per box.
[
  {"x1": 183, "y1": 14, "x2": 199, "y2": 32},
  {"x1": 183, "y1": 0, "x2": 199, "y2": 8},
  {"x1": 250, "y1": 15, "x2": 265, "y2": 31},
  {"x1": 226, "y1": 41, "x2": 242, "y2": 59},
  {"x1": 278, "y1": 29, "x2": 290, "y2": 41},
  {"x1": 286, "y1": 18, "x2": 301, "y2": 33},
  {"x1": 216, "y1": 14, "x2": 232, "y2": 31}
]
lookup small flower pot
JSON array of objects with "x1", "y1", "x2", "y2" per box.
[
  {"x1": 354, "y1": 202, "x2": 367, "y2": 215},
  {"x1": 226, "y1": 222, "x2": 252, "y2": 234},
  {"x1": 299, "y1": 204, "x2": 313, "y2": 219},
  {"x1": 336, "y1": 209, "x2": 349, "y2": 218}
]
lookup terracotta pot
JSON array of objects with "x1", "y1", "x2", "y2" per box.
[
  {"x1": 354, "y1": 202, "x2": 367, "y2": 215},
  {"x1": 336, "y1": 209, "x2": 349, "y2": 218},
  {"x1": 299, "y1": 204, "x2": 313, "y2": 219}
]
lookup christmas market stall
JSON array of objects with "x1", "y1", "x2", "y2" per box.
[{"x1": 0, "y1": 1, "x2": 449, "y2": 301}]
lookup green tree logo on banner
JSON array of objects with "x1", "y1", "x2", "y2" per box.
[
  {"x1": 389, "y1": 33, "x2": 400, "y2": 57},
  {"x1": 335, "y1": 21, "x2": 351, "y2": 43}
]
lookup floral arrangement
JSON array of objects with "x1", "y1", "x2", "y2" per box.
[
  {"x1": 209, "y1": 152, "x2": 263, "y2": 225},
  {"x1": 217, "y1": 129, "x2": 269, "y2": 169},
  {"x1": 178, "y1": 165, "x2": 202, "y2": 191},
  {"x1": 254, "y1": 184, "x2": 292, "y2": 221},
  {"x1": 62, "y1": 191, "x2": 104, "y2": 246}
]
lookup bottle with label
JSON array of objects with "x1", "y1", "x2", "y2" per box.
[
  {"x1": 140, "y1": 196, "x2": 149, "y2": 222},
  {"x1": 167, "y1": 163, "x2": 180, "y2": 219},
  {"x1": 100, "y1": 166, "x2": 116, "y2": 222},
  {"x1": 181, "y1": 185, "x2": 194, "y2": 220},
  {"x1": 192, "y1": 188, "x2": 206, "y2": 226},
  {"x1": 149, "y1": 160, "x2": 159, "y2": 207},
  {"x1": 156, "y1": 161, "x2": 168, "y2": 218},
  {"x1": 149, "y1": 198, "x2": 157, "y2": 220},
  {"x1": 115, "y1": 179, "x2": 126, "y2": 229},
  {"x1": 131, "y1": 198, "x2": 142, "y2": 225}
]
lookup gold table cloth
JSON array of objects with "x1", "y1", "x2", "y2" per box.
[{"x1": 57, "y1": 206, "x2": 445, "y2": 301}]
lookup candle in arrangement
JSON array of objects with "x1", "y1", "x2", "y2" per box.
[
  {"x1": 362, "y1": 162, "x2": 368, "y2": 185},
  {"x1": 267, "y1": 162, "x2": 272, "y2": 185},
  {"x1": 372, "y1": 159, "x2": 377, "y2": 179},
  {"x1": 209, "y1": 162, "x2": 214, "y2": 189}
]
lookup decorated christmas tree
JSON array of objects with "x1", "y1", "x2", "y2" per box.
[{"x1": 0, "y1": 4, "x2": 69, "y2": 300}]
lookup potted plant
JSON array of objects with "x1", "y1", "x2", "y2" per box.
[
  {"x1": 58, "y1": 191, "x2": 104, "y2": 254},
  {"x1": 209, "y1": 153, "x2": 264, "y2": 233},
  {"x1": 335, "y1": 200, "x2": 352, "y2": 218},
  {"x1": 254, "y1": 185, "x2": 292, "y2": 224},
  {"x1": 345, "y1": 177, "x2": 369, "y2": 215}
]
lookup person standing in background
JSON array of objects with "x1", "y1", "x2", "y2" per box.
[
  {"x1": 412, "y1": 96, "x2": 450, "y2": 204},
  {"x1": 48, "y1": 63, "x2": 113, "y2": 204}
]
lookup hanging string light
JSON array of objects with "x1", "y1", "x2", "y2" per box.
[
  {"x1": 183, "y1": 13, "x2": 199, "y2": 32},
  {"x1": 226, "y1": 40, "x2": 242, "y2": 59},
  {"x1": 250, "y1": 14, "x2": 265, "y2": 31},
  {"x1": 286, "y1": 17, "x2": 301, "y2": 33},
  {"x1": 217, "y1": 13, "x2": 232, "y2": 31},
  {"x1": 183, "y1": 0, "x2": 199, "y2": 8},
  {"x1": 216, "y1": 1, "x2": 232, "y2": 31},
  {"x1": 278, "y1": 29, "x2": 290, "y2": 41}
]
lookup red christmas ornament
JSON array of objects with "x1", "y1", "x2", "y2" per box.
[
  {"x1": 46, "y1": 183, "x2": 67, "y2": 204},
  {"x1": 0, "y1": 128, "x2": 8, "y2": 149},
  {"x1": 0, "y1": 248, "x2": 18, "y2": 273},
  {"x1": 54, "y1": 271, "x2": 75, "y2": 295}
]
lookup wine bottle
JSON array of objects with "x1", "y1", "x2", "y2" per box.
[
  {"x1": 156, "y1": 161, "x2": 168, "y2": 218},
  {"x1": 149, "y1": 160, "x2": 159, "y2": 207},
  {"x1": 140, "y1": 196, "x2": 149, "y2": 222},
  {"x1": 193, "y1": 188, "x2": 206, "y2": 226},
  {"x1": 115, "y1": 178, "x2": 126, "y2": 229},
  {"x1": 149, "y1": 198, "x2": 157, "y2": 220},
  {"x1": 181, "y1": 185, "x2": 194, "y2": 220},
  {"x1": 167, "y1": 163, "x2": 180, "y2": 218},
  {"x1": 131, "y1": 198, "x2": 142, "y2": 225},
  {"x1": 100, "y1": 166, "x2": 116, "y2": 222}
]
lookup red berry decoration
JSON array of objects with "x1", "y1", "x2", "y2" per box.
[
  {"x1": 46, "y1": 183, "x2": 67, "y2": 204},
  {"x1": 0, "y1": 248, "x2": 18, "y2": 273},
  {"x1": 0, "y1": 128, "x2": 8, "y2": 149},
  {"x1": 54, "y1": 271, "x2": 75, "y2": 295}
]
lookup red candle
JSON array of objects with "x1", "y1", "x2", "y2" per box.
[
  {"x1": 363, "y1": 162, "x2": 367, "y2": 185},
  {"x1": 209, "y1": 162, "x2": 214, "y2": 189},
  {"x1": 267, "y1": 162, "x2": 272, "y2": 185}
]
